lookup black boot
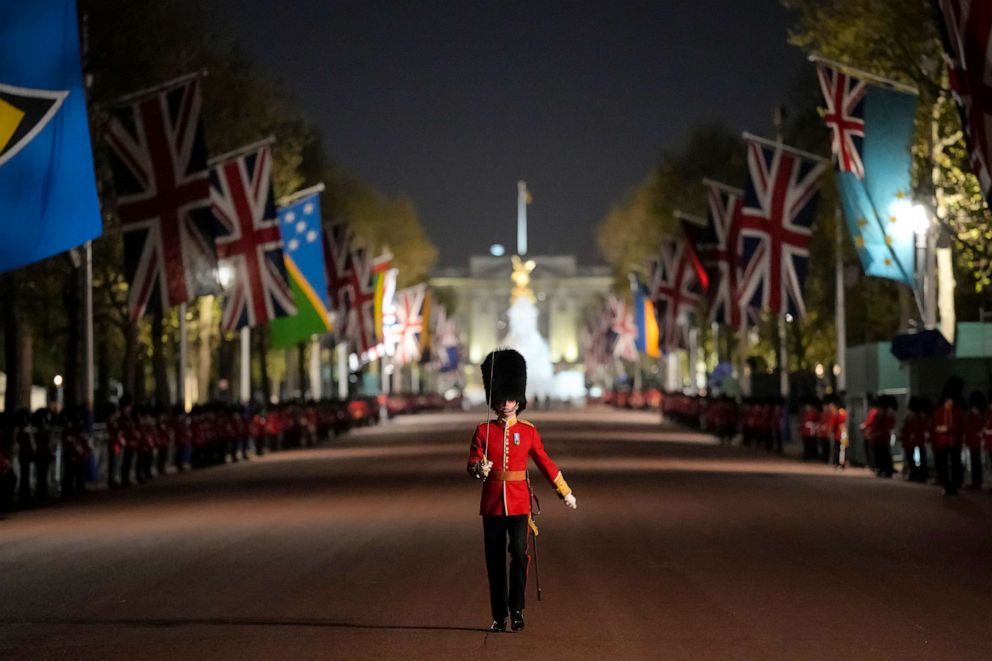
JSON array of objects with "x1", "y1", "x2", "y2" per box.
[
  {"x1": 510, "y1": 610, "x2": 524, "y2": 632},
  {"x1": 489, "y1": 618, "x2": 506, "y2": 632}
]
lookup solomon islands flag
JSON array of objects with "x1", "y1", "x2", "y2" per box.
[{"x1": 269, "y1": 187, "x2": 333, "y2": 348}]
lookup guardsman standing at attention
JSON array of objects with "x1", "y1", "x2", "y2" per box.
[{"x1": 466, "y1": 348, "x2": 577, "y2": 633}]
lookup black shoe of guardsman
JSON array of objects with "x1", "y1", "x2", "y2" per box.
[
  {"x1": 510, "y1": 610, "x2": 524, "y2": 632},
  {"x1": 489, "y1": 619, "x2": 506, "y2": 632}
]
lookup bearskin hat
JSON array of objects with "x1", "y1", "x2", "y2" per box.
[{"x1": 481, "y1": 348, "x2": 527, "y2": 413}]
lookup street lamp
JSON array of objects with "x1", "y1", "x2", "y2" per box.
[
  {"x1": 890, "y1": 199, "x2": 934, "y2": 327},
  {"x1": 53, "y1": 374, "x2": 63, "y2": 411},
  {"x1": 218, "y1": 263, "x2": 235, "y2": 289}
]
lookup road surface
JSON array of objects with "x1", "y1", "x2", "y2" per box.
[{"x1": 2, "y1": 408, "x2": 992, "y2": 660}]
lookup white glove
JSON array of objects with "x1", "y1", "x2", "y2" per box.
[{"x1": 563, "y1": 493, "x2": 577, "y2": 510}]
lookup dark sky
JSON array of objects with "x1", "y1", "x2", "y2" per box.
[{"x1": 207, "y1": 1, "x2": 806, "y2": 266}]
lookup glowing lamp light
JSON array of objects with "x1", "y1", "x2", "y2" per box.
[
  {"x1": 217, "y1": 263, "x2": 235, "y2": 289},
  {"x1": 889, "y1": 199, "x2": 929, "y2": 237},
  {"x1": 53, "y1": 374, "x2": 63, "y2": 387},
  {"x1": 489, "y1": 243, "x2": 506, "y2": 257},
  {"x1": 814, "y1": 363, "x2": 824, "y2": 378},
  {"x1": 785, "y1": 313, "x2": 794, "y2": 323}
]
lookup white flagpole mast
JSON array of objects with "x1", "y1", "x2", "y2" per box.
[
  {"x1": 310, "y1": 336, "x2": 322, "y2": 400},
  {"x1": 834, "y1": 207, "x2": 847, "y2": 392},
  {"x1": 773, "y1": 109, "x2": 790, "y2": 400},
  {"x1": 517, "y1": 181, "x2": 528, "y2": 255},
  {"x1": 240, "y1": 326, "x2": 251, "y2": 403},
  {"x1": 179, "y1": 303, "x2": 187, "y2": 410},
  {"x1": 84, "y1": 241, "x2": 94, "y2": 420}
]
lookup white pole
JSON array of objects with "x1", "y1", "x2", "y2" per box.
[
  {"x1": 84, "y1": 241, "x2": 94, "y2": 418},
  {"x1": 774, "y1": 111, "x2": 789, "y2": 399},
  {"x1": 336, "y1": 341, "x2": 348, "y2": 399},
  {"x1": 309, "y1": 336, "x2": 322, "y2": 400},
  {"x1": 239, "y1": 326, "x2": 250, "y2": 403},
  {"x1": 178, "y1": 303, "x2": 188, "y2": 410},
  {"x1": 517, "y1": 180, "x2": 528, "y2": 256},
  {"x1": 834, "y1": 208, "x2": 846, "y2": 392}
]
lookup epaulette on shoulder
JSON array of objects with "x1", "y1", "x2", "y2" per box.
[{"x1": 517, "y1": 419, "x2": 535, "y2": 428}]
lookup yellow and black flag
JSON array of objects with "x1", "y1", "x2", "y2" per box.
[
  {"x1": 0, "y1": 84, "x2": 67, "y2": 168},
  {"x1": 1, "y1": 0, "x2": 102, "y2": 274}
]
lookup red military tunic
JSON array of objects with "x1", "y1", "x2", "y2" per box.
[{"x1": 467, "y1": 416, "x2": 570, "y2": 516}]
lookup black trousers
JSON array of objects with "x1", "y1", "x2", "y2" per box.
[
  {"x1": 968, "y1": 448, "x2": 983, "y2": 488},
  {"x1": 483, "y1": 514, "x2": 529, "y2": 621},
  {"x1": 934, "y1": 447, "x2": 963, "y2": 493}
]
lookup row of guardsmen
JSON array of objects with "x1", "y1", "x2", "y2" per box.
[
  {"x1": 888, "y1": 383, "x2": 992, "y2": 496},
  {"x1": 663, "y1": 394, "x2": 801, "y2": 455},
  {"x1": 0, "y1": 396, "x2": 382, "y2": 512}
]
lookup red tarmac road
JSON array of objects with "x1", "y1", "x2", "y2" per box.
[{"x1": 2, "y1": 408, "x2": 992, "y2": 660}]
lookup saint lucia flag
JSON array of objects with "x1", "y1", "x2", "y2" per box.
[
  {"x1": 816, "y1": 64, "x2": 918, "y2": 286},
  {"x1": 634, "y1": 284, "x2": 660, "y2": 358},
  {"x1": 0, "y1": 0, "x2": 102, "y2": 273},
  {"x1": 270, "y1": 188, "x2": 332, "y2": 349}
]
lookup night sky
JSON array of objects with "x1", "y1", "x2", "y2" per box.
[{"x1": 207, "y1": 1, "x2": 806, "y2": 266}]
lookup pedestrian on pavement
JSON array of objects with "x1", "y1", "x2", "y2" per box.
[{"x1": 466, "y1": 348, "x2": 577, "y2": 633}]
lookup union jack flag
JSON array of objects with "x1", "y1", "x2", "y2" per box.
[
  {"x1": 693, "y1": 180, "x2": 745, "y2": 328},
  {"x1": 322, "y1": 222, "x2": 352, "y2": 314},
  {"x1": 937, "y1": 0, "x2": 992, "y2": 204},
  {"x1": 391, "y1": 284, "x2": 427, "y2": 365},
  {"x1": 580, "y1": 309, "x2": 612, "y2": 369},
  {"x1": 210, "y1": 143, "x2": 296, "y2": 331},
  {"x1": 340, "y1": 247, "x2": 378, "y2": 357},
  {"x1": 815, "y1": 64, "x2": 866, "y2": 178},
  {"x1": 431, "y1": 307, "x2": 460, "y2": 372},
  {"x1": 608, "y1": 295, "x2": 639, "y2": 362},
  {"x1": 649, "y1": 237, "x2": 704, "y2": 352},
  {"x1": 738, "y1": 138, "x2": 826, "y2": 318},
  {"x1": 105, "y1": 74, "x2": 220, "y2": 321}
]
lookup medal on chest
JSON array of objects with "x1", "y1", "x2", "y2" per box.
[{"x1": 513, "y1": 432, "x2": 520, "y2": 446}]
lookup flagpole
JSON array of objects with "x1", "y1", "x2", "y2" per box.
[
  {"x1": 310, "y1": 336, "x2": 322, "y2": 400},
  {"x1": 110, "y1": 70, "x2": 207, "y2": 107},
  {"x1": 808, "y1": 54, "x2": 918, "y2": 95},
  {"x1": 337, "y1": 341, "x2": 348, "y2": 399},
  {"x1": 208, "y1": 136, "x2": 276, "y2": 167},
  {"x1": 84, "y1": 240, "x2": 94, "y2": 422},
  {"x1": 772, "y1": 111, "x2": 791, "y2": 401},
  {"x1": 279, "y1": 183, "x2": 326, "y2": 208},
  {"x1": 834, "y1": 207, "x2": 847, "y2": 392},
  {"x1": 240, "y1": 326, "x2": 251, "y2": 403},
  {"x1": 179, "y1": 302, "x2": 187, "y2": 410},
  {"x1": 517, "y1": 181, "x2": 528, "y2": 256}
]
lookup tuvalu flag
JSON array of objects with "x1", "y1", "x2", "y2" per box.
[
  {"x1": 0, "y1": 0, "x2": 101, "y2": 273},
  {"x1": 815, "y1": 61, "x2": 918, "y2": 286},
  {"x1": 269, "y1": 186, "x2": 333, "y2": 349}
]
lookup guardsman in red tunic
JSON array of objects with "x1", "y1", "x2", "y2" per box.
[
  {"x1": 964, "y1": 391, "x2": 987, "y2": 489},
  {"x1": 827, "y1": 396, "x2": 849, "y2": 468},
  {"x1": 466, "y1": 349, "x2": 577, "y2": 633},
  {"x1": 872, "y1": 395, "x2": 898, "y2": 478},
  {"x1": 799, "y1": 399, "x2": 820, "y2": 461},
  {"x1": 931, "y1": 377, "x2": 965, "y2": 496}
]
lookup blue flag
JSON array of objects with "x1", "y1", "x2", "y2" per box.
[
  {"x1": 817, "y1": 65, "x2": 918, "y2": 286},
  {"x1": 269, "y1": 190, "x2": 333, "y2": 348},
  {"x1": 0, "y1": 0, "x2": 102, "y2": 273}
]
